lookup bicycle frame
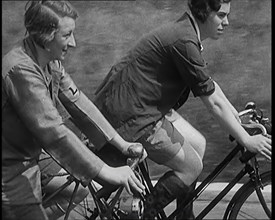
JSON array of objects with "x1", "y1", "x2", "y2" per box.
[
  {"x1": 42, "y1": 156, "x2": 143, "y2": 220},
  {"x1": 42, "y1": 103, "x2": 271, "y2": 220},
  {"x1": 42, "y1": 141, "x2": 269, "y2": 220},
  {"x1": 138, "y1": 141, "x2": 270, "y2": 220}
]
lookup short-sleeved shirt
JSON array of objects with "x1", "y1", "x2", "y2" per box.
[{"x1": 94, "y1": 11, "x2": 215, "y2": 142}]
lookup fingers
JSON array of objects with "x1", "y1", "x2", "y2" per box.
[
  {"x1": 123, "y1": 170, "x2": 145, "y2": 195},
  {"x1": 124, "y1": 179, "x2": 132, "y2": 195},
  {"x1": 260, "y1": 150, "x2": 271, "y2": 161},
  {"x1": 130, "y1": 173, "x2": 145, "y2": 192},
  {"x1": 265, "y1": 135, "x2": 272, "y2": 145},
  {"x1": 258, "y1": 135, "x2": 272, "y2": 160}
]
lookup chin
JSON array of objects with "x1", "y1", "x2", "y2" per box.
[
  {"x1": 59, "y1": 55, "x2": 66, "y2": 61},
  {"x1": 210, "y1": 35, "x2": 220, "y2": 40}
]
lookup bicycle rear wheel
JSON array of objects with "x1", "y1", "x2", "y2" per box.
[{"x1": 227, "y1": 171, "x2": 271, "y2": 220}]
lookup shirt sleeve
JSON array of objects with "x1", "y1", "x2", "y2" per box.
[
  {"x1": 171, "y1": 39, "x2": 215, "y2": 97},
  {"x1": 4, "y1": 63, "x2": 105, "y2": 185},
  {"x1": 57, "y1": 66, "x2": 118, "y2": 149}
]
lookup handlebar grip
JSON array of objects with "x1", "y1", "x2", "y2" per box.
[{"x1": 239, "y1": 150, "x2": 257, "y2": 163}]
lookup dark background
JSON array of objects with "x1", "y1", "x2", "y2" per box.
[{"x1": 2, "y1": 0, "x2": 271, "y2": 182}]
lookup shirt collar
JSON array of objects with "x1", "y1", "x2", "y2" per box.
[
  {"x1": 23, "y1": 36, "x2": 52, "y2": 83},
  {"x1": 186, "y1": 10, "x2": 203, "y2": 51}
]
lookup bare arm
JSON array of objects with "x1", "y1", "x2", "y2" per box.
[
  {"x1": 212, "y1": 81, "x2": 240, "y2": 121},
  {"x1": 200, "y1": 89, "x2": 271, "y2": 160}
]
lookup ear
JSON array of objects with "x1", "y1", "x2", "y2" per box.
[{"x1": 43, "y1": 42, "x2": 51, "y2": 52}]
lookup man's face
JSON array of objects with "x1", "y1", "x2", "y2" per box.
[
  {"x1": 204, "y1": 2, "x2": 231, "y2": 40},
  {"x1": 46, "y1": 16, "x2": 76, "y2": 61}
]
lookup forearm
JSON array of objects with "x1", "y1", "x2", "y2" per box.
[
  {"x1": 200, "y1": 92, "x2": 250, "y2": 146},
  {"x1": 44, "y1": 126, "x2": 105, "y2": 185},
  {"x1": 213, "y1": 81, "x2": 239, "y2": 116}
]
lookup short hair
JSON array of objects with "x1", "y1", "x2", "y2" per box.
[
  {"x1": 24, "y1": 0, "x2": 78, "y2": 48},
  {"x1": 188, "y1": 0, "x2": 231, "y2": 23}
]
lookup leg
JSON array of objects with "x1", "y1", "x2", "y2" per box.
[
  {"x1": 165, "y1": 110, "x2": 206, "y2": 219},
  {"x1": 139, "y1": 110, "x2": 206, "y2": 219},
  {"x1": 39, "y1": 152, "x2": 89, "y2": 220},
  {"x1": 2, "y1": 203, "x2": 48, "y2": 220}
]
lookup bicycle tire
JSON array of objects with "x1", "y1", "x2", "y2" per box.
[{"x1": 226, "y1": 171, "x2": 271, "y2": 220}]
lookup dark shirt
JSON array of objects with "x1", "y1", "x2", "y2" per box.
[{"x1": 94, "y1": 12, "x2": 215, "y2": 142}]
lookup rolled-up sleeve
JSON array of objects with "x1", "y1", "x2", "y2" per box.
[
  {"x1": 4, "y1": 63, "x2": 105, "y2": 185},
  {"x1": 171, "y1": 39, "x2": 215, "y2": 97}
]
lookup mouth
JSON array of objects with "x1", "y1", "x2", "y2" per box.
[
  {"x1": 62, "y1": 49, "x2": 68, "y2": 55},
  {"x1": 217, "y1": 29, "x2": 224, "y2": 34}
]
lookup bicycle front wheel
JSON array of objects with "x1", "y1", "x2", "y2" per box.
[{"x1": 227, "y1": 171, "x2": 271, "y2": 220}]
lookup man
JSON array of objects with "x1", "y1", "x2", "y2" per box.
[
  {"x1": 94, "y1": 0, "x2": 272, "y2": 219},
  {"x1": 2, "y1": 1, "x2": 145, "y2": 219}
]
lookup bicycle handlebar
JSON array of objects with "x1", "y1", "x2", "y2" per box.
[
  {"x1": 238, "y1": 108, "x2": 256, "y2": 118},
  {"x1": 230, "y1": 102, "x2": 272, "y2": 163}
]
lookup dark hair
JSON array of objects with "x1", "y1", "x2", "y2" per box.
[
  {"x1": 24, "y1": 0, "x2": 78, "y2": 48},
  {"x1": 188, "y1": 0, "x2": 231, "y2": 23}
]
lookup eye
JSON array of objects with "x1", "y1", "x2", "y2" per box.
[
  {"x1": 217, "y1": 12, "x2": 226, "y2": 19},
  {"x1": 64, "y1": 31, "x2": 72, "y2": 39}
]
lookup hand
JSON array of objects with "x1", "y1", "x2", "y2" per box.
[
  {"x1": 244, "y1": 134, "x2": 272, "y2": 160},
  {"x1": 122, "y1": 143, "x2": 147, "y2": 162},
  {"x1": 98, "y1": 164, "x2": 145, "y2": 195}
]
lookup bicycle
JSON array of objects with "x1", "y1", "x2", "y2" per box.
[{"x1": 42, "y1": 101, "x2": 272, "y2": 220}]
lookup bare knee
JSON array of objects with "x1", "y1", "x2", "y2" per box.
[
  {"x1": 175, "y1": 157, "x2": 202, "y2": 186},
  {"x1": 165, "y1": 148, "x2": 203, "y2": 185},
  {"x1": 194, "y1": 133, "x2": 206, "y2": 159}
]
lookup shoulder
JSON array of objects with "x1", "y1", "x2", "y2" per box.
[
  {"x1": 142, "y1": 18, "x2": 199, "y2": 50},
  {"x1": 2, "y1": 46, "x2": 41, "y2": 79}
]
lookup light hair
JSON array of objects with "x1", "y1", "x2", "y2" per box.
[{"x1": 24, "y1": 0, "x2": 78, "y2": 48}]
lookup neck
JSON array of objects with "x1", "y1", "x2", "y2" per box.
[
  {"x1": 34, "y1": 43, "x2": 52, "y2": 69},
  {"x1": 196, "y1": 19, "x2": 208, "y2": 41}
]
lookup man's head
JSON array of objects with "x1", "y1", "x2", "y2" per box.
[
  {"x1": 24, "y1": 0, "x2": 78, "y2": 60},
  {"x1": 188, "y1": 0, "x2": 231, "y2": 40}
]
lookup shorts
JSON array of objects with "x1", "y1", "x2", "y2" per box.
[
  {"x1": 138, "y1": 110, "x2": 185, "y2": 165},
  {"x1": 38, "y1": 151, "x2": 63, "y2": 188}
]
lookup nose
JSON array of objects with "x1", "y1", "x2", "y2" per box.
[
  {"x1": 68, "y1": 33, "x2": 76, "y2": 47},
  {"x1": 222, "y1": 16, "x2": 229, "y2": 26}
]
